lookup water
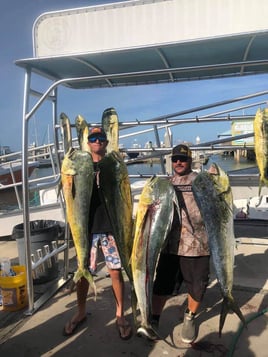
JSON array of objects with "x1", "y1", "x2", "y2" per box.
[
  {"x1": 0, "y1": 154, "x2": 257, "y2": 211},
  {"x1": 32, "y1": 154, "x2": 255, "y2": 180},
  {"x1": 127, "y1": 154, "x2": 256, "y2": 178},
  {"x1": 203, "y1": 154, "x2": 256, "y2": 172}
]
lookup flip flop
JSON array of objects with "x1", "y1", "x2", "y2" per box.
[
  {"x1": 63, "y1": 316, "x2": 87, "y2": 337},
  {"x1": 116, "y1": 320, "x2": 133, "y2": 340}
]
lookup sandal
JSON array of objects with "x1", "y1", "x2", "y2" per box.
[
  {"x1": 116, "y1": 319, "x2": 133, "y2": 340},
  {"x1": 63, "y1": 316, "x2": 87, "y2": 337}
]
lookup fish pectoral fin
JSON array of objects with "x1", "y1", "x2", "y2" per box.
[{"x1": 218, "y1": 194, "x2": 233, "y2": 216}]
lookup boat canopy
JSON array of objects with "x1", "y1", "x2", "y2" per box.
[{"x1": 16, "y1": 0, "x2": 268, "y2": 89}]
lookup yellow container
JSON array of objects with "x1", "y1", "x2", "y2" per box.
[{"x1": 0, "y1": 265, "x2": 28, "y2": 311}]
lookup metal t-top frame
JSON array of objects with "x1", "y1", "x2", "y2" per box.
[{"x1": 19, "y1": 59, "x2": 268, "y2": 314}]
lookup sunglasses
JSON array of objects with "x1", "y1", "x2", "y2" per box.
[
  {"x1": 88, "y1": 135, "x2": 107, "y2": 143},
  {"x1": 171, "y1": 155, "x2": 188, "y2": 163}
]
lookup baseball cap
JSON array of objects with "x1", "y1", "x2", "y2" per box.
[
  {"x1": 171, "y1": 144, "x2": 192, "y2": 158},
  {"x1": 88, "y1": 127, "x2": 107, "y2": 140}
]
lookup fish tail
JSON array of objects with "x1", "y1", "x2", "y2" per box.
[
  {"x1": 219, "y1": 296, "x2": 246, "y2": 337},
  {"x1": 131, "y1": 286, "x2": 138, "y2": 328},
  {"x1": 73, "y1": 268, "x2": 97, "y2": 299},
  {"x1": 258, "y1": 179, "x2": 263, "y2": 197}
]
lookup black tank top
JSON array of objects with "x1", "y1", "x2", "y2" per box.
[{"x1": 88, "y1": 162, "x2": 113, "y2": 234}]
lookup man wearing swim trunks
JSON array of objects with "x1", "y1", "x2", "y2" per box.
[{"x1": 63, "y1": 127, "x2": 132, "y2": 340}]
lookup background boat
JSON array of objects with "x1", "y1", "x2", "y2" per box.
[{"x1": 0, "y1": 160, "x2": 39, "y2": 186}]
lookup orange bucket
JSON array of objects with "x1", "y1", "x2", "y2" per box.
[{"x1": 0, "y1": 265, "x2": 28, "y2": 311}]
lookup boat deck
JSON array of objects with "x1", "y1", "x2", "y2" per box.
[{"x1": 0, "y1": 225, "x2": 267, "y2": 356}]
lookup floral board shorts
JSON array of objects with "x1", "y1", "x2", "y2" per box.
[{"x1": 89, "y1": 233, "x2": 122, "y2": 271}]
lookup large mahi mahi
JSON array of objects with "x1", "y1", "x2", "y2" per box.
[
  {"x1": 61, "y1": 148, "x2": 96, "y2": 293},
  {"x1": 75, "y1": 115, "x2": 90, "y2": 152},
  {"x1": 192, "y1": 163, "x2": 246, "y2": 336},
  {"x1": 253, "y1": 107, "x2": 268, "y2": 196},
  {"x1": 98, "y1": 150, "x2": 133, "y2": 282},
  {"x1": 131, "y1": 176, "x2": 180, "y2": 332},
  {"x1": 60, "y1": 113, "x2": 72, "y2": 154},
  {"x1": 102, "y1": 107, "x2": 119, "y2": 153}
]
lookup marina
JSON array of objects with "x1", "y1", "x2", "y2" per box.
[{"x1": 1, "y1": 0, "x2": 268, "y2": 356}]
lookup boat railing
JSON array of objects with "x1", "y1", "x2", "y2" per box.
[
  {"x1": 0, "y1": 136, "x2": 260, "y2": 210},
  {"x1": 0, "y1": 142, "x2": 64, "y2": 211}
]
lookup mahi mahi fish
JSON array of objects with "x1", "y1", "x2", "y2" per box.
[
  {"x1": 61, "y1": 148, "x2": 96, "y2": 294},
  {"x1": 253, "y1": 108, "x2": 268, "y2": 196},
  {"x1": 192, "y1": 163, "x2": 246, "y2": 336},
  {"x1": 99, "y1": 108, "x2": 133, "y2": 280},
  {"x1": 102, "y1": 107, "x2": 119, "y2": 153},
  {"x1": 131, "y1": 176, "x2": 180, "y2": 334},
  {"x1": 75, "y1": 114, "x2": 90, "y2": 152},
  {"x1": 60, "y1": 113, "x2": 72, "y2": 153},
  {"x1": 98, "y1": 150, "x2": 133, "y2": 282}
]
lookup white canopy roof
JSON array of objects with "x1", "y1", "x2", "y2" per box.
[{"x1": 15, "y1": 0, "x2": 268, "y2": 89}]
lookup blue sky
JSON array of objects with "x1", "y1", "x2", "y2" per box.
[{"x1": 1, "y1": 0, "x2": 268, "y2": 151}]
